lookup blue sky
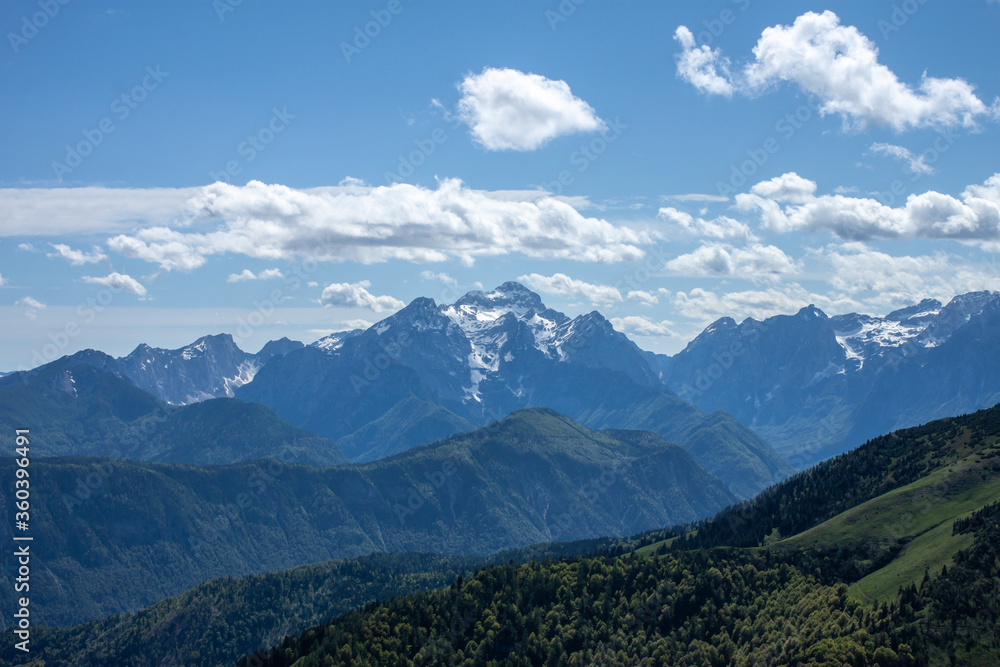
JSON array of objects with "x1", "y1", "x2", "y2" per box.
[{"x1": 1, "y1": 0, "x2": 999, "y2": 370}]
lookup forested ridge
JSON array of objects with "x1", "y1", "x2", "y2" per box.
[
  {"x1": 242, "y1": 500, "x2": 1000, "y2": 666},
  {"x1": 9, "y1": 406, "x2": 1000, "y2": 665},
  {"x1": 238, "y1": 406, "x2": 1000, "y2": 666}
]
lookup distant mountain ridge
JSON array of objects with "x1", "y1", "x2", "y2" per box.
[
  {"x1": 652, "y1": 290, "x2": 1000, "y2": 465},
  {"x1": 239, "y1": 281, "x2": 793, "y2": 498},
  {"x1": 0, "y1": 408, "x2": 737, "y2": 626},
  {"x1": 0, "y1": 359, "x2": 347, "y2": 466},
  {"x1": 7, "y1": 281, "x2": 792, "y2": 498},
  {"x1": 41, "y1": 334, "x2": 305, "y2": 406}
]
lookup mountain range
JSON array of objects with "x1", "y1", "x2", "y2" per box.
[
  {"x1": 28, "y1": 332, "x2": 305, "y2": 406},
  {"x1": 0, "y1": 359, "x2": 347, "y2": 467},
  {"x1": 0, "y1": 408, "x2": 736, "y2": 626},
  {"x1": 19, "y1": 402, "x2": 997, "y2": 666},
  {"x1": 19, "y1": 282, "x2": 1000, "y2": 486},
  {"x1": 237, "y1": 282, "x2": 791, "y2": 498},
  {"x1": 652, "y1": 290, "x2": 1000, "y2": 466}
]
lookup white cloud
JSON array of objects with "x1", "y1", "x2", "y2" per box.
[
  {"x1": 15, "y1": 296, "x2": 45, "y2": 309},
  {"x1": 665, "y1": 243, "x2": 799, "y2": 283},
  {"x1": 627, "y1": 290, "x2": 659, "y2": 305},
  {"x1": 517, "y1": 272, "x2": 622, "y2": 305},
  {"x1": 81, "y1": 272, "x2": 148, "y2": 297},
  {"x1": 661, "y1": 193, "x2": 730, "y2": 203},
  {"x1": 456, "y1": 67, "x2": 606, "y2": 151},
  {"x1": 227, "y1": 268, "x2": 284, "y2": 282},
  {"x1": 47, "y1": 243, "x2": 108, "y2": 266},
  {"x1": 658, "y1": 206, "x2": 757, "y2": 243},
  {"x1": 0, "y1": 186, "x2": 200, "y2": 236},
  {"x1": 671, "y1": 285, "x2": 858, "y2": 324},
  {"x1": 870, "y1": 142, "x2": 935, "y2": 175},
  {"x1": 106, "y1": 179, "x2": 649, "y2": 270},
  {"x1": 821, "y1": 243, "x2": 999, "y2": 310},
  {"x1": 673, "y1": 26, "x2": 735, "y2": 96},
  {"x1": 15, "y1": 296, "x2": 46, "y2": 318},
  {"x1": 419, "y1": 270, "x2": 457, "y2": 286},
  {"x1": 675, "y1": 11, "x2": 996, "y2": 131},
  {"x1": 319, "y1": 280, "x2": 404, "y2": 313},
  {"x1": 749, "y1": 172, "x2": 817, "y2": 204},
  {"x1": 737, "y1": 171, "x2": 1000, "y2": 243},
  {"x1": 0, "y1": 273, "x2": 5, "y2": 287},
  {"x1": 17, "y1": 243, "x2": 35, "y2": 252},
  {"x1": 668, "y1": 243, "x2": 1000, "y2": 325},
  {"x1": 340, "y1": 318, "x2": 374, "y2": 330},
  {"x1": 611, "y1": 315, "x2": 678, "y2": 337}
]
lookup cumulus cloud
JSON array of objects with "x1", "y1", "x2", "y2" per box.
[
  {"x1": 737, "y1": 171, "x2": 1000, "y2": 243},
  {"x1": 16, "y1": 296, "x2": 46, "y2": 309},
  {"x1": 674, "y1": 26, "x2": 735, "y2": 96},
  {"x1": 675, "y1": 11, "x2": 996, "y2": 131},
  {"x1": 517, "y1": 272, "x2": 622, "y2": 305},
  {"x1": 227, "y1": 268, "x2": 284, "y2": 282},
  {"x1": 107, "y1": 179, "x2": 650, "y2": 270},
  {"x1": 108, "y1": 228, "x2": 209, "y2": 271},
  {"x1": 340, "y1": 319, "x2": 374, "y2": 330},
  {"x1": 869, "y1": 142, "x2": 936, "y2": 176},
  {"x1": 456, "y1": 67, "x2": 606, "y2": 151},
  {"x1": 419, "y1": 270, "x2": 457, "y2": 286},
  {"x1": 749, "y1": 172, "x2": 817, "y2": 204},
  {"x1": 319, "y1": 280, "x2": 404, "y2": 313},
  {"x1": 658, "y1": 206, "x2": 757, "y2": 242},
  {"x1": 47, "y1": 243, "x2": 108, "y2": 265},
  {"x1": 821, "y1": 243, "x2": 999, "y2": 310},
  {"x1": 665, "y1": 243, "x2": 799, "y2": 283},
  {"x1": 81, "y1": 272, "x2": 148, "y2": 297},
  {"x1": 668, "y1": 243, "x2": 999, "y2": 324},
  {"x1": 15, "y1": 296, "x2": 46, "y2": 318},
  {"x1": 611, "y1": 315, "x2": 678, "y2": 337},
  {"x1": 627, "y1": 290, "x2": 659, "y2": 305},
  {"x1": 671, "y1": 285, "x2": 858, "y2": 324}
]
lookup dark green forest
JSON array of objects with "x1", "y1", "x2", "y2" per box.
[{"x1": 236, "y1": 407, "x2": 1000, "y2": 666}]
